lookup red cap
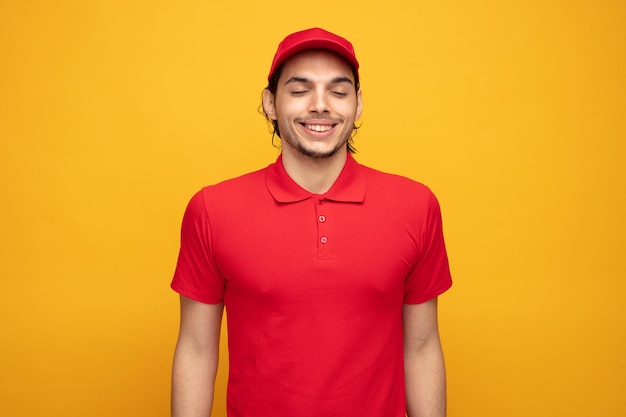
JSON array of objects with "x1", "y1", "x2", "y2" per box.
[{"x1": 268, "y1": 27, "x2": 359, "y2": 81}]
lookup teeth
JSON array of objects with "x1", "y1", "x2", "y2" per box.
[{"x1": 305, "y1": 124, "x2": 332, "y2": 132}]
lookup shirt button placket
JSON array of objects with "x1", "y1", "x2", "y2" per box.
[
  {"x1": 316, "y1": 199, "x2": 331, "y2": 257},
  {"x1": 319, "y1": 214, "x2": 328, "y2": 244}
]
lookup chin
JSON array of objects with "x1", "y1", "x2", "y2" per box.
[{"x1": 296, "y1": 142, "x2": 345, "y2": 159}]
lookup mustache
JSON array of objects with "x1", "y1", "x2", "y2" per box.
[{"x1": 294, "y1": 116, "x2": 342, "y2": 124}]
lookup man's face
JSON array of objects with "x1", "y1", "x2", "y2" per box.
[{"x1": 263, "y1": 50, "x2": 363, "y2": 159}]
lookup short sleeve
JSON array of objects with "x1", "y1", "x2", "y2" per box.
[
  {"x1": 403, "y1": 190, "x2": 452, "y2": 304},
  {"x1": 170, "y1": 190, "x2": 225, "y2": 304}
]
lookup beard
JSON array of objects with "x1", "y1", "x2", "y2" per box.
[
  {"x1": 278, "y1": 117, "x2": 352, "y2": 159},
  {"x1": 285, "y1": 135, "x2": 348, "y2": 159}
]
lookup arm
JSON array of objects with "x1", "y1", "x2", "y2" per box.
[
  {"x1": 403, "y1": 297, "x2": 446, "y2": 417},
  {"x1": 172, "y1": 295, "x2": 224, "y2": 417}
]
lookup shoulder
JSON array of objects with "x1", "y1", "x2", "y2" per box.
[
  {"x1": 182, "y1": 165, "x2": 270, "y2": 219},
  {"x1": 360, "y1": 164, "x2": 440, "y2": 208},
  {"x1": 195, "y1": 165, "x2": 268, "y2": 200},
  {"x1": 361, "y1": 164, "x2": 430, "y2": 190}
]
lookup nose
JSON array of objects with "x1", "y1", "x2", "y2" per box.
[{"x1": 309, "y1": 88, "x2": 329, "y2": 114}]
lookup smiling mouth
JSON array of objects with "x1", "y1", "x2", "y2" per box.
[{"x1": 302, "y1": 123, "x2": 335, "y2": 132}]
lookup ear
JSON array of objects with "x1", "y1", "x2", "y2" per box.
[
  {"x1": 262, "y1": 89, "x2": 277, "y2": 120},
  {"x1": 355, "y1": 89, "x2": 363, "y2": 121}
]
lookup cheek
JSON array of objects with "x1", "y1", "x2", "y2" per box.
[
  {"x1": 276, "y1": 115, "x2": 296, "y2": 136},
  {"x1": 274, "y1": 101, "x2": 307, "y2": 126},
  {"x1": 334, "y1": 98, "x2": 359, "y2": 117}
]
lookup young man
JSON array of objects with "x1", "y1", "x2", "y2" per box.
[{"x1": 171, "y1": 28, "x2": 452, "y2": 417}]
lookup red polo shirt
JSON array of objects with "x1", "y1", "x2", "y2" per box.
[{"x1": 172, "y1": 153, "x2": 452, "y2": 417}]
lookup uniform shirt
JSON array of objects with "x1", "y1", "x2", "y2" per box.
[{"x1": 172, "y1": 153, "x2": 452, "y2": 417}]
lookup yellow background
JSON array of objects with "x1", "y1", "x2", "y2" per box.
[{"x1": 1, "y1": 1, "x2": 624, "y2": 416}]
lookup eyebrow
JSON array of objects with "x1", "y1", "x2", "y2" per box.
[{"x1": 284, "y1": 76, "x2": 354, "y2": 86}]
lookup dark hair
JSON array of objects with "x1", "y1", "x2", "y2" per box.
[{"x1": 260, "y1": 64, "x2": 361, "y2": 153}]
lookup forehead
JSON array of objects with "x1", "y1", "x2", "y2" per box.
[{"x1": 278, "y1": 50, "x2": 355, "y2": 83}]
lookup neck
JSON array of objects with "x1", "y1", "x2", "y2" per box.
[{"x1": 281, "y1": 148, "x2": 348, "y2": 194}]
